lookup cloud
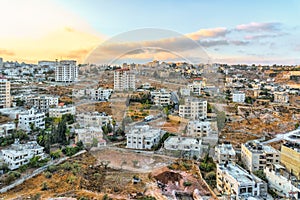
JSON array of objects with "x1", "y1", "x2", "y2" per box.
[
  {"x1": 236, "y1": 22, "x2": 281, "y2": 32},
  {"x1": 186, "y1": 27, "x2": 229, "y2": 40},
  {"x1": 0, "y1": 49, "x2": 15, "y2": 56},
  {"x1": 199, "y1": 40, "x2": 228, "y2": 47},
  {"x1": 244, "y1": 33, "x2": 287, "y2": 40}
]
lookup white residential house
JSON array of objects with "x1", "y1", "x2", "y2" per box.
[
  {"x1": 150, "y1": 89, "x2": 171, "y2": 106},
  {"x1": 86, "y1": 87, "x2": 113, "y2": 101},
  {"x1": 49, "y1": 104, "x2": 76, "y2": 118},
  {"x1": 186, "y1": 120, "x2": 212, "y2": 137},
  {"x1": 179, "y1": 97, "x2": 207, "y2": 120},
  {"x1": 1, "y1": 140, "x2": 45, "y2": 170},
  {"x1": 232, "y1": 91, "x2": 245, "y2": 103},
  {"x1": 187, "y1": 79, "x2": 203, "y2": 96},
  {"x1": 75, "y1": 127, "x2": 106, "y2": 148},
  {"x1": 0, "y1": 77, "x2": 11, "y2": 108},
  {"x1": 164, "y1": 136, "x2": 203, "y2": 158},
  {"x1": 273, "y1": 91, "x2": 289, "y2": 104},
  {"x1": 217, "y1": 163, "x2": 268, "y2": 199},
  {"x1": 76, "y1": 112, "x2": 112, "y2": 128},
  {"x1": 264, "y1": 164, "x2": 300, "y2": 199},
  {"x1": 55, "y1": 60, "x2": 78, "y2": 82},
  {"x1": 214, "y1": 143, "x2": 237, "y2": 164},
  {"x1": 241, "y1": 140, "x2": 280, "y2": 172},
  {"x1": 126, "y1": 125, "x2": 163, "y2": 149},
  {"x1": 179, "y1": 87, "x2": 191, "y2": 96},
  {"x1": 114, "y1": 68, "x2": 135, "y2": 91},
  {"x1": 18, "y1": 108, "x2": 45, "y2": 132},
  {"x1": 0, "y1": 122, "x2": 15, "y2": 137}
]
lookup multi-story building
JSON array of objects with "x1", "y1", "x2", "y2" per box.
[
  {"x1": 264, "y1": 164, "x2": 300, "y2": 199},
  {"x1": 114, "y1": 68, "x2": 135, "y2": 91},
  {"x1": 49, "y1": 104, "x2": 76, "y2": 118},
  {"x1": 241, "y1": 140, "x2": 280, "y2": 172},
  {"x1": 1, "y1": 140, "x2": 45, "y2": 170},
  {"x1": 150, "y1": 89, "x2": 171, "y2": 107},
  {"x1": 86, "y1": 87, "x2": 113, "y2": 101},
  {"x1": 55, "y1": 60, "x2": 78, "y2": 82},
  {"x1": 280, "y1": 141, "x2": 300, "y2": 179},
  {"x1": 273, "y1": 91, "x2": 289, "y2": 104},
  {"x1": 179, "y1": 97, "x2": 207, "y2": 120},
  {"x1": 232, "y1": 91, "x2": 245, "y2": 103},
  {"x1": 0, "y1": 122, "x2": 15, "y2": 137},
  {"x1": 76, "y1": 112, "x2": 112, "y2": 128},
  {"x1": 214, "y1": 143, "x2": 237, "y2": 164},
  {"x1": 26, "y1": 95, "x2": 59, "y2": 113},
  {"x1": 75, "y1": 127, "x2": 106, "y2": 148},
  {"x1": 187, "y1": 79, "x2": 203, "y2": 96},
  {"x1": 126, "y1": 125, "x2": 163, "y2": 149},
  {"x1": 0, "y1": 76, "x2": 11, "y2": 108},
  {"x1": 164, "y1": 136, "x2": 203, "y2": 158},
  {"x1": 186, "y1": 120, "x2": 211, "y2": 137},
  {"x1": 217, "y1": 163, "x2": 268, "y2": 199},
  {"x1": 18, "y1": 108, "x2": 45, "y2": 132}
]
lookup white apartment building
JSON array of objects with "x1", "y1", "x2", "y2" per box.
[
  {"x1": 179, "y1": 97, "x2": 207, "y2": 120},
  {"x1": 264, "y1": 164, "x2": 300, "y2": 199},
  {"x1": 75, "y1": 127, "x2": 106, "y2": 148},
  {"x1": 186, "y1": 120, "x2": 211, "y2": 137},
  {"x1": 187, "y1": 80, "x2": 202, "y2": 96},
  {"x1": 164, "y1": 136, "x2": 203, "y2": 158},
  {"x1": 241, "y1": 140, "x2": 280, "y2": 172},
  {"x1": 150, "y1": 89, "x2": 171, "y2": 106},
  {"x1": 114, "y1": 68, "x2": 135, "y2": 91},
  {"x1": 49, "y1": 105, "x2": 76, "y2": 118},
  {"x1": 18, "y1": 108, "x2": 45, "y2": 132},
  {"x1": 1, "y1": 140, "x2": 45, "y2": 170},
  {"x1": 217, "y1": 163, "x2": 268, "y2": 199},
  {"x1": 76, "y1": 112, "x2": 112, "y2": 128},
  {"x1": 0, "y1": 77, "x2": 11, "y2": 108},
  {"x1": 214, "y1": 143, "x2": 237, "y2": 164},
  {"x1": 126, "y1": 125, "x2": 163, "y2": 149},
  {"x1": 55, "y1": 60, "x2": 78, "y2": 82},
  {"x1": 273, "y1": 91, "x2": 289, "y2": 104},
  {"x1": 86, "y1": 87, "x2": 113, "y2": 101},
  {"x1": 26, "y1": 95, "x2": 59, "y2": 113},
  {"x1": 232, "y1": 91, "x2": 245, "y2": 103},
  {"x1": 0, "y1": 122, "x2": 15, "y2": 137}
]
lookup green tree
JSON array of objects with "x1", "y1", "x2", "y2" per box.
[{"x1": 253, "y1": 170, "x2": 267, "y2": 182}]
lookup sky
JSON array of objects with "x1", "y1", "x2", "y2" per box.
[{"x1": 0, "y1": 0, "x2": 300, "y2": 65}]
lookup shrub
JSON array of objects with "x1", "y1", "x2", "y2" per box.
[
  {"x1": 183, "y1": 181, "x2": 192, "y2": 187},
  {"x1": 44, "y1": 171, "x2": 52, "y2": 179},
  {"x1": 41, "y1": 182, "x2": 48, "y2": 190},
  {"x1": 47, "y1": 165, "x2": 57, "y2": 173}
]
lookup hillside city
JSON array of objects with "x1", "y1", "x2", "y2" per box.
[{"x1": 0, "y1": 57, "x2": 299, "y2": 200}]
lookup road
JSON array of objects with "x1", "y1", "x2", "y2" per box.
[{"x1": 262, "y1": 128, "x2": 300, "y2": 144}]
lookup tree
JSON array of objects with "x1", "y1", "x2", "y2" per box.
[
  {"x1": 92, "y1": 138, "x2": 98, "y2": 147},
  {"x1": 253, "y1": 170, "x2": 267, "y2": 182}
]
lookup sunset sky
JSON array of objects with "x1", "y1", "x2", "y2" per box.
[{"x1": 1, "y1": 0, "x2": 300, "y2": 65}]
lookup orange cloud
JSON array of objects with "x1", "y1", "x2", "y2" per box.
[{"x1": 186, "y1": 27, "x2": 229, "y2": 40}]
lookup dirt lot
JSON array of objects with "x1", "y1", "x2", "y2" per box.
[
  {"x1": 0, "y1": 152, "x2": 157, "y2": 200},
  {"x1": 91, "y1": 148, "x2": 175, "y2": 172}
]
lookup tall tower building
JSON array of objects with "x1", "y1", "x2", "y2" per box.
[
  {"x1": 114, "y1": 69, "x2": 135, "y2": 91},
  {"x1": 55, "y1": 60, "x2": 78, "y2": 82},
  {"x1": 0, "y1": 76, "x2": 11, "y2": 108}
]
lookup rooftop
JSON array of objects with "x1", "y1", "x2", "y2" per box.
[{"x1": 218, "y1": 163, "x2": 261, "y2": 185}]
